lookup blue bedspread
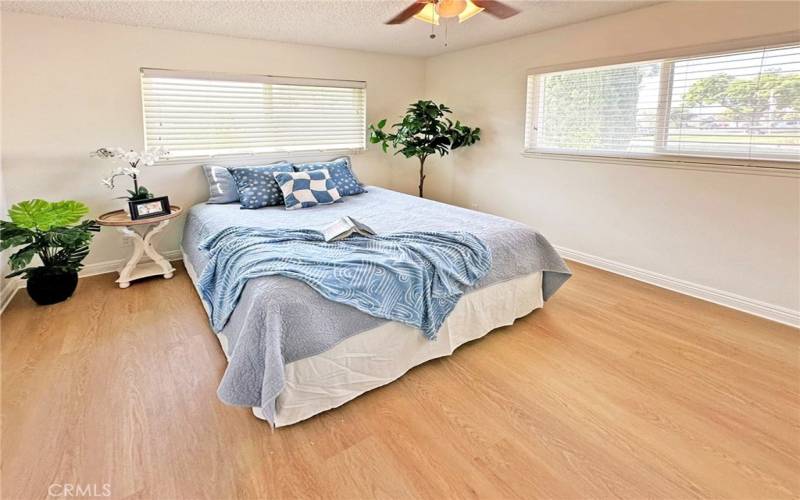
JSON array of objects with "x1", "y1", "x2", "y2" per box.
[{"x1": 198, "y1": 227, "x2": 492, "y2": 339}]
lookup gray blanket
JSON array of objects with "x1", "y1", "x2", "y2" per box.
[{"x1": 182, "y1": 187, "x2": 571, "y2": 424}]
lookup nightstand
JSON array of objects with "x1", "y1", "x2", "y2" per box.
[{"x1": 97, "y1": 206, "x2": 183, "y2": 288}]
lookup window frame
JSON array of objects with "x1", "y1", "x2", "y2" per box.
[
  {"x1": 523, "y1": 33, "x2": 800, "y2": 173},
  {"x1": 140, "y1": 68, "x2": 368, "y2": 164}
]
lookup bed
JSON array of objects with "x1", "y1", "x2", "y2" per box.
[{"x1": 181, "y1": 186, "x2": 570, "y2": 427}]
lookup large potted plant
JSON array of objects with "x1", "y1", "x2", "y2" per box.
[
  {"x1": 369, "y1": 100, "x2": 481, "y2": 198},
  {"x1": 0, "y1": 200, "x2": 100, "y2": 305}
]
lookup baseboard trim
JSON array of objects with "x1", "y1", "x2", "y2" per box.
[
  {"x1": 0, "y1": 279, "x2": 18, "y2": 314},
  {"x1": 556, "y1": 246, "x2": 800, "y2": 329},
  {"x1": 4, "y1": 247, "x2": 798, "y2": 329},
  {"x1": 0, "y1": 250, "x2": 184, "y2": 314}
]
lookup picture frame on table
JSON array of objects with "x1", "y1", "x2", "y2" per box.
[{"x1": 129, "y1": 196, "x2": 171, "y2": 220}]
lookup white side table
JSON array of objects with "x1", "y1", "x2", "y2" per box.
[{"x1": 97, "y1": 205, "x2": 183, "y2": 288}]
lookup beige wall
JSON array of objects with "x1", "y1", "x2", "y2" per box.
[
  {"x1": 423, "y1": 1, "x2": 800, "y2": 313},
  {"x1": 1, "y1": 12, "x2": 425, "y2": 268},
  {"x1": 2, "y1": 4, "x2": 799, "y2": 318},
  {"x1": 0, "y1": 161, "x2": 9, "y2": 305}
]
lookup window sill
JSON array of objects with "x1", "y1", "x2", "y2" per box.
[
  {"x1": 521, "y1": 151, "x2": 800, "y2": 178},
  {"x1": 154, "y1": 148, "x2": 366, "y2": 167}
]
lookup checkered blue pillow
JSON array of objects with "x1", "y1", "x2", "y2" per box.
[
  {"x1": 293, "y1": 157, "x2": 366, "y2": 197},
  {"x1": 229, "y1": 162, "x2": 293, "y2": 209},
  {"x1": 272, "y1": 169, "x2": 341, "y2": 210}
]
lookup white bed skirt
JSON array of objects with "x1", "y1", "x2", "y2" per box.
[{"x1": 182, "y1": 250, "x2": 543, "y2": 427}]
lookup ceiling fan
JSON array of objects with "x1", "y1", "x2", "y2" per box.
[{"x1": 386, "y1": 0, "x2": 520, "y2": 25}]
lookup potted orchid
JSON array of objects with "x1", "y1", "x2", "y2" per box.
[{"x1": 93, "y1": 147, "x2": 168, "y2": 213}]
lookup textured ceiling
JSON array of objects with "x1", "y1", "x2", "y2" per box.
[{"x1": 1, "y1": 0, "x2": 661, "y2": 57}]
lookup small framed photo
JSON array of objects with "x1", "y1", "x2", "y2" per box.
[{"x1": 129, "y1": 196, "x2": 171, "y2": 220}]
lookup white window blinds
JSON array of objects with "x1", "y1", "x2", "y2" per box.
[
  {"x1": 525, "y1": 43, "x2": 800, "y2": 164},
  {"x1": 141, "y1": 69, "x2": 367, "y2": 158}
]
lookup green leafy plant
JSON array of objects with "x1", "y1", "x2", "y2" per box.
[
  {"x1": 126, "y1": 185, "x2": 153, "y2": 201},
  {"x1": 0, "y1": 199, "x2": 100, "y2": 279},
  {"x1": 369, "y1": 100, "x2": 481, "y2": 198}
]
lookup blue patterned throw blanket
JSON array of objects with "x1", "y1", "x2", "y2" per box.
[{"x1": 197, "y1": 227, "x2": 492, "y2": 339}]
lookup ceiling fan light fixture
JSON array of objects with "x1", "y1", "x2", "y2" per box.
[
  {"x1": 387, "y1": 0, "x2": 518, "y2": 25},
  {"x1": 436, "y1": 0, "x2": 467, "y2": 18},
  {"x1": 413, "y1": 3, "x2": 440, "y2": 25},
  {"x1": 458, "y1": 0, "x2": 484, "y2": 22}
]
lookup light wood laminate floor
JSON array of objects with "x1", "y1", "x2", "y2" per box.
[{"x1": 2, "y1": 261, "x2": 798, "y2": 499}]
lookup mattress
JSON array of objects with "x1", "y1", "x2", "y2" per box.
[
  {"x1": 184, "y1": 253, "x2": 542, "y2": 426},
  {"x1": 181, "y1": 186, "x2": 570, "y2": 425}
]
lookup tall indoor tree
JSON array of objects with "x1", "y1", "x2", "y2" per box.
[{"x1": 369, "y1": 100, "x2": 481, "y2": 198}]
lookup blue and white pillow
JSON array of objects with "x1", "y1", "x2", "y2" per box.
[
  {"x1": 229, "y1": 162, "x2": 294, "y2": 209},
  {"x1": 272, "y1": 169, "x2": 341, "y2": 210},
  {"x1": 293, "y1": 157, "x2": 366, "y2": 197}
]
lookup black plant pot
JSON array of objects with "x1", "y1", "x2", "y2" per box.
[{"x1": 26, "y1": 267, "x2": 79, "y2": 305}]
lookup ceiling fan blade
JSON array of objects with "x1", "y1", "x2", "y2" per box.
[
  {"x1": 385, "y1": 1, "x2": 430, "y2": 24},
  {"x1": 472, "y1": 0, "x2": 520, "y2": 19}
]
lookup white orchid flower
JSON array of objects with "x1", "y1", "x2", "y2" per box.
[
  {"x1": 140, "y1": 152, "x2": 156, "y2": 166},
  {"x1": 123, "y1": 150, "x2": 140, "y2": 164},
  {"x1": 95, "y1": 147, "x2": 162, "y2": 191},
  {"x1": 92, "y1": 146, "x2": 168, "y2": 162},
  {"x1": 91, "y1": 147, "x2": 115, "y2": 158},
  {"x1": 148, "y1": 147, "x2": 169, "y2": 161}
]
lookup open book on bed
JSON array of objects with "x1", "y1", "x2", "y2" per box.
[{"x1": 321, "y1": 216, "x2": 376, "y2": 242}]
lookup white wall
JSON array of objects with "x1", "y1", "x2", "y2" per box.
[
  {"x1": 1, "y1": 12, "x2": 425, "y2": 269},
  {"x1": 422, "y1": 1, "x2": 800, "y2": 317},
  {"x1": 0, "y1": 159, "x2": 10, "y2": 308},
  {"x1": 2, "y1": 4, "x2": 799, "y2": 322}
]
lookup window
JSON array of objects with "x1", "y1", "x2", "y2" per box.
[
  {"x1": 525, "y1": 43, "x2": 800, "y2": 164},
  {"x1": 141, "y1": 69, "x2": 366, "y2": 158}
]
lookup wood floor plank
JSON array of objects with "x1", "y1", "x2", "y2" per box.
[{"x1": 2, "y1": 260, "x2": 798, "y2": 499}]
